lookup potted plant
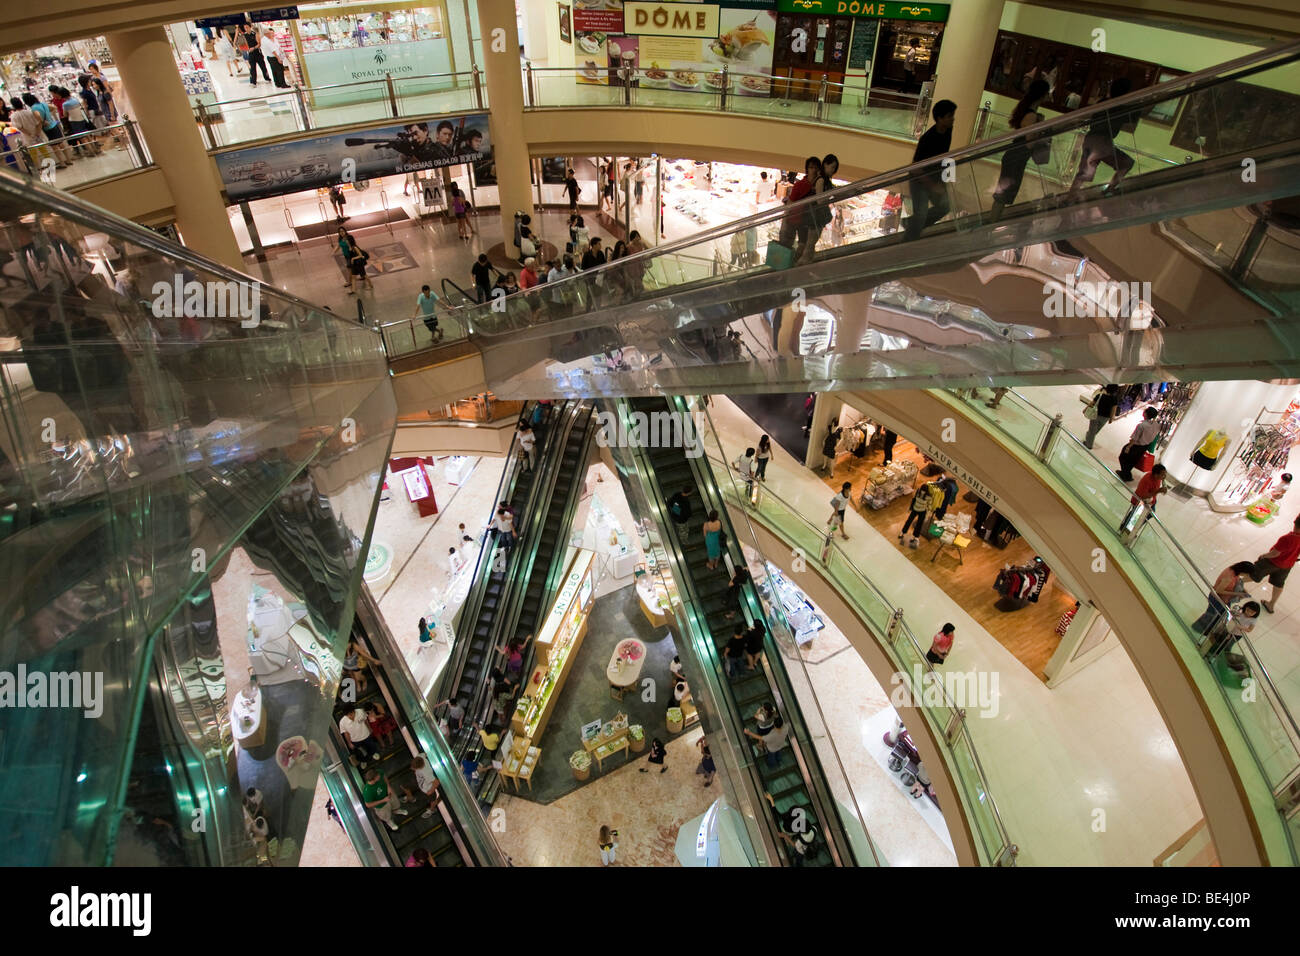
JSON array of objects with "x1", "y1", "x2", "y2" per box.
[
  {"x1": 628, "y1": 724, "x2": 645, "y2": 752},
  {"x1": 570, "y1": 749, "x2": 592, "y2": 781},
  {"x1": 666, "y1": 707, "x2": 684, "y2": 734}
]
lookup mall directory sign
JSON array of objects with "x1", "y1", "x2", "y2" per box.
[{"x1": 214, "y1": 113, "x2": 491, "y2": 201}]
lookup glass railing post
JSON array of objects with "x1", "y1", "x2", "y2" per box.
[
  {"x1": 884, "y1": 606, "x2": 904, "y2": 646},
  {"x1": 385, "y1": 74, "x2": 400, "y2": 117},
  {"x1": 294, "y1": 85, "x2": 312, "y2": 131},
  {"x1": 816, "y1": 74, "x2": 828, "y2": 122},
  {"x1": 194, "y1": 101, "x2": 216, "y2": 150},
  {"x1": 1036, "y1": 412, "x2": 1064, "y2": 462},
  {"x1": 973, "y1": 100, "x2": 992, "y2": 144},
  {"x1": 123, "y1": 117, "x2": 147, "y2": 166},
  {"x1": 524, "y1": 62, "x2": 536, "y2": 108},
  {"x1": 473, "y1": 66, "x2": 485, "y2": 110}
]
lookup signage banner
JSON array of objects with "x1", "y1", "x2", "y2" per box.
[
  {"x1": 574, "y1": 7, "x2": 625, "y2": 32},
  {"x1": 625, "y1": 2, "x2": 721, "y2": 38},
  {"x1": 196, "y1": 6, "x2": 299, "y2": 28},
  {"x1": 215, "y1": 113, "x2": 491, "y2": 201},
  {"x1": 775, "y1": 0, "x2": 949, "y2": 20}
]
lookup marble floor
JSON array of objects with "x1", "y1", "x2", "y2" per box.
[
  {"x1": 491, "y1": 726, "x2": 714, "y2": 867},
  {"x1": 702, "y1": 394, "x2": 1205, "y2": 866}
]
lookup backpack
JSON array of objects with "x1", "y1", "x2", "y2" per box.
[{"x1": 910, "y1": 486, "x2": 932, "y2": 512}]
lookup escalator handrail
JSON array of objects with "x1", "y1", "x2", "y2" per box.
[
  {"x1": 457, "y1": 39, "x2": 1300, "y2": 325},
  {"x1": 0, "y1": 168, "x2": 379, "y2": 331},
  {"x1": 668, "y1": 397, "x2": 874, "y2": 866},
  {"x1": 440, "y1": 276, "x2": 480, "y2": 307},
  {"x1": 698, "y1": 438, "x2": 1015, "y2": 863}
]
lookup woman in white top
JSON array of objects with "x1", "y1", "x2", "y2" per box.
[
  {"x1": 214, "y1": 32, "x2": 239, "y2": 75},
  {"x1": 491, "y1": 508, "x2": 515, "y2": 549}
]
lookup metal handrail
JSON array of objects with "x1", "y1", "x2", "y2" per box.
[{"x1": 196, "y1": 69, "x2": 479, "y2": 111}]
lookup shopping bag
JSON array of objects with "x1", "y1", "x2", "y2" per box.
[
  {"x1": 765, "y1": 241, "x2": 795, "y2": 270},
  {"x1": 1140, "y1": 451, "x2": 1156, "y2": 473}
]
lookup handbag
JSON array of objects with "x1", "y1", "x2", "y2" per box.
[
  {"x1": 1139, "y1": 451, "x2": 1156, "y2": 473},
  {"x1": 765, "y1": 241, "x2": 795, "y2": 270}
]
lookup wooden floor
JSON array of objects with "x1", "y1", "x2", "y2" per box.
[{"x1": 821, "y1": 438, "x2": 1078, "y2": 683}]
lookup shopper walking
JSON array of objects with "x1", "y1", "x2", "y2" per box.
[
  {"x1": 1082, "y1": 383, "x2": 1120, "y2": 449},
  {"x1": 640, "y1": 738, "x2": 667, "y2": 773},
  {"x1": 733, "y1": 446, "x2": 757, "y2": 496},
  {"x1": 696, "y1": 738, "x2": 716, "y2": 787},
  {"x1": 214, "y1": 30, "x2": 241, "y2": 76},
  {"x1": 491, "y1": 506, "x2": 516, "y2": 551},
  {"x1": 905, "y1": 99, "x2": 958, "y2": 241},
  {"x1": 752, "y1": 701, "x2": 777, "y2": 738},
  {"x1": 821, "y1": 421, "x2": 842, "y2": 476},
  {"x1": 405, "y1": 848, "x2": 435, "y2": 867},
  {"x1": 1245, "y1": 514, "x2": 1300, "y2": 614},
  {"x1": 1068, "y1": 76, "x2": 1137, "y2": 198},
  {"x1": 413, "y1": 284, "x2": 442, "y2": 342},
  {"x1": 362, "y1": 769, "x2": 409, "y2": 831},
  {"x1": 754, "y1": 434, "x2": 772, "y2": 481},
  {"x1": 926, "y1": 623, "x2": 956, "y2": 666},
  {"x1": 989, "y1": 79, "x2": 1051, "y2": 222},
  {"x1": 328, "y1": 184, "x2": 351, "y2": 221},
  {"x1": 243, "y1": 24, "x2": 271, "y2": 85},
  {"x1": 1122, "y1": 462, "x2": 1167, "y2": 533},
  {"x1": 449, "y1": 184, "x2": 471, "y2": 239},
  {"x1": 564, "y1": 168, "x2": 580, "y2": 212},
  {"x1": 597, "y1": 825, "x2": 619, "y2": 865},
  {"x1": 827, "y1": 481, "x2": 852, "y2": 540},
  {"x1": 703, "y1": 509, "x2": 724, "y2": 570},
  {"x1": 346, "y1": 239, "x2": 373, "y2": 294},
  {"x1": 667, "y1": 485, "x2": 694, "y2": 539},
  {"x1": 1116, "y1": 406, "x2": 1161, "y2": 481},
  {"x1": 1192, "y1": 561, "x2": 1256, "y2": 636},
  {"x1": 339, "y1": 707, "x2": 382, "y2": 767},
  {"x1": 881, "y1": 428, "x2": 898, "y2": 463}
]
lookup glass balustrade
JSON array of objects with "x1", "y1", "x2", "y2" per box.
[
  {"x1": 0, "y1": 168, "x2": 395, "y2": 865},
  {"x1": 945, "y1": 386, "x2": 1300, "y2": 854},
  {"x1": 17, "y1": 121, "x2": 153, "y2": 191}
]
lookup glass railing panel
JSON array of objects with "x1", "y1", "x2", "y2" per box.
[
  {"x1": 23, "y1": 123, "x2": 149, "y2": 190},
  {"x1": 1042, "y1": 425, "x2": 1137, "y2": 529},
  {"x1": 0, "y1": 169, "x2": 394, "y2": 865},
  {"x1": 949, "y1": 729, "x2": 1008, "y2": 862},
  {"x1": 202, "y1": 93, "x2": 306, "y2": 147},
  {"x1": 392, "y1": 72, "x2": 480, "y2": 116}
]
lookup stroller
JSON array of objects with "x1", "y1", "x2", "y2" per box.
[{"x1": 883, "y1": 718, "x2": 938, "y2": 804}]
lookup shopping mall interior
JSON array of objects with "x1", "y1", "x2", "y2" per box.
[{"x1": 1, "y1": 0, "x2": 1299, "y2": 876}]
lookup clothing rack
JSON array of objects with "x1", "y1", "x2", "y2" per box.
[{"x1": 994, "y1": 557, "x2": 1050, "y2": 611}]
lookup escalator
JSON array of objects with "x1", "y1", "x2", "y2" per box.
[
  {"x1": 435, "y1": 401, "x2": 556, "y2": 738},
  {"x1": 615, "y1": 395, "x2": 870, "y2": 866},
  {"x1": 461, "y1": 402, "x2": 598, "y2": 804},
  {"x1": 450, "y1": 42, "x2": 1300, "y2": 396}
]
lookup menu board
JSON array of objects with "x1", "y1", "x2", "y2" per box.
[{"x1": 847, "y1": 18, "x2": 876, "y2": 70}]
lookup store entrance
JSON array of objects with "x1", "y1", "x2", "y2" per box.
[{"x1": 868, "y1": 18, "x2": 943, "y2": 107}]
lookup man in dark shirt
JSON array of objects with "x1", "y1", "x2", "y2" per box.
[
  {"x1": 904, "y1": 99, "x2": 957, "y2": 240},
  {"x1": 581, "y1": 237, "x2": 605, "y2": 271},
  {"x1": 470, "y1": 253, "x2": 493, "y2": 303},
  {"x1": 563, "y1": 168, "x2": 580, "y2": 212},
  {"x1": 724, "y1": 627, "x2": 747, "y2": 678},
  {"x1": 667, "y1": 485, "x2": 694, "y2": 538},
  {"x1": 1069, "y1": 77, "x2": 1137, "y2": 196}
]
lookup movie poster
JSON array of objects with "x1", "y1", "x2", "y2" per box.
[{"x1": 215, "y1": 113, "x2": 491, "y2": 201}]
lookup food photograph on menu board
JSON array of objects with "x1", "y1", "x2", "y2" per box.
[{"x1": 705, "y1": 9, "x2": 775, "y2": 94}]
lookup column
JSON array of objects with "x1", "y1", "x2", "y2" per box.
[
  {"x1": 477, "y1": 0, "x2": 534, "y2": 253},
  {"x1": 804, "y1": 392, "x2": 839, "y2": 471},
  {"x1": 930, "y1": 0, "x2": 1005, "y2": 145},
  {"x1": 106, "y1": 27, "x2": 243, "y2": 270}
]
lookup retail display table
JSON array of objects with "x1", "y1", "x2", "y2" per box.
[
  {"x1": 606, "y1": 638, "x2": 646, "y2": 692},
  {"x1": 637, "y1": 577, "x2": 669, "y2": 628},
  {"x1": 231, "y1": 685, "x2": 266, "y2": 749}
]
